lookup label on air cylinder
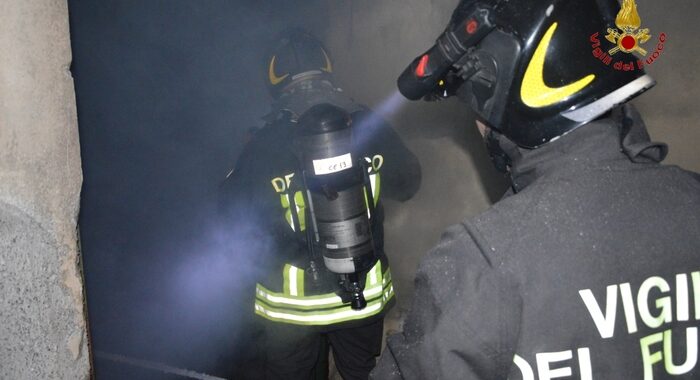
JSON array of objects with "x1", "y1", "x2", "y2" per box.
[
  {"x1": 318, "y1": 215, "x2": 370, "y2": 249},
  {"x1": 312, "y1": 153, "x2": 353, "y2": 175}
]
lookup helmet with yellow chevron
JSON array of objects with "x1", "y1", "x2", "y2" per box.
[
  {"x1": 265, "y1": 28, "x2": 334, "y2": 99},
  {"x1": 397, "y1": 0, "x2": 655, "y2": 148}
]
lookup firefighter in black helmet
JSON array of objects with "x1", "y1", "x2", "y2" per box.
[
  {"x1": 372, "y1": 0, "x2": 700, "y2": 379},
  {"x1": 220, "y1": 28, "x2": 421, "y2": 379}
]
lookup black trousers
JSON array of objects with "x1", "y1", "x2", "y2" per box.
[{"x1": 262, "y1": 318, "x2": 384, "y2": 380}]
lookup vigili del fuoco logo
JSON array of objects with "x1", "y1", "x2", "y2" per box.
[{"x1": 589, "y1": 0, "x2": 667, "y2": 71}]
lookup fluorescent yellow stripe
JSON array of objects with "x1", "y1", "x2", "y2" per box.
[
  {"x1": 296, "y1": 267, "x2": 305, "y2": 297},
  {"x1": 268, "y1": 55, "x2": 289, "y2": 85},
  {"x1": 367, "y1": 173, "x2": 380, "y2": 207},
  {"x1": 382, "y1": 267, "x2": 392, "y2": 285},
  {"x1": 373, "y1": 174, "x2": 381, "y2": 206},
  {"x1": 283, "y1": 264, "x2": 292, "y2": 295},
  {"x1": 262, "y1": 263, "x2": 391, "y2": 311},
  {"x1": 293, "y1": 191, "x2": 306, "y2": 232},
  {"x1": 254, "y1": 286, "x2": 394, "y2": 326},
  {"x1": 521, "y1": 22, "x2": 595, "y2": 108},
  {"x1": 257, "y1": 285, "x2": 343, "y2": 306},
  {"x1": 255, "y1": 301, "x2": 383, "y2": 324},
  {"x1": 321, "y1": 49, "x2": 333, "y2": 73},
  {"x1": 369, "y1": 264, "x2": 378, "y2": 286},
  {"x1": 256, "y1": 282, "x2": 388, "y2": 308},
  {"x1": 282, "y1": 194, "x2": 296, "y2": 231}
]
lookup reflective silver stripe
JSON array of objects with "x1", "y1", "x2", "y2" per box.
[
  {"x1": 255, "y1": 300, "x2": 383, "y2": 324},
  {"x1": 284, "y1": 194, "x2": 295, "y2": 231},
  {"x1": 366, "y1": 174, "x2": 378, "y2": 219},
  {"x1": 254, "y1": 285, "x2": 394, "y2": 325},
  {"x1": 362, "y1": 283, "x2": 385, "y2": 299},
  {"x1": 259, "y1": 262, "x2": 388, "y2": 309},
  {"x1": 289, "y1": 265, "x2": 299, "y2": 296},
  {"x1": 369, "y1": 174, "x2": 377, "y2": 197},
  {"x1": 295, "y1": 203, "x2": 302, "y2": 222},
  {"x1": 256, "y1": 281, "x2": 386, "y2": 308},
  {"x1": 369, "y1": 264, "x2": 378, "y2": 286},
  {"x1": 563, "y1": 75, "x2": 655, "y2": 123},
  {"x1": 257, "y1": 287, "x2": 343, "y2": 307}
]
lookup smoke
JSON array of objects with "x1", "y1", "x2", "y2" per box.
[
  {"x1": 70, "y1": 1, "x2": 506, "y2": 378},
  {"x1": 372, "y1": 90, "x2": 410, "y2": 120},
  {"x1": 354, "y1": 90, "x2": 409, "y2": 149},
  {"x1": 170, "y1": 223, "x2": 259, "y2": 323},
  {"x1": 70, "y1": 0, "x2": 329, "y2": 378}
]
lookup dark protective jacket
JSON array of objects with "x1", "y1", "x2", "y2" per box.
[
  {"x1": 371, "y1": 106, "x2": 700, "y2": 379},
  {"x1": 219, "y1": 95, "x2": 421, "y2": 329}
]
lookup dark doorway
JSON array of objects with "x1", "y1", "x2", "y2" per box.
[{"x1": 69, "y1": 1, "x2": 327, "y2": 378}]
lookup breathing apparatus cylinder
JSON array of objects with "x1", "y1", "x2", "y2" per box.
[{"x1": 294, "y1": 103, "x2": 377, "y2": 310}]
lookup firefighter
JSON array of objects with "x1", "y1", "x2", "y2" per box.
[
  {"x1": 220, "y1": 29, "x2": 421, "y2": 379},
  {"x1": 372, "y1": 0, "x2": 700, "y2": 378}
]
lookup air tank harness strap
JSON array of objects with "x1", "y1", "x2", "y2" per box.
[{"x1": 365, "y1": 155, "x2": 383, "y2": 209}]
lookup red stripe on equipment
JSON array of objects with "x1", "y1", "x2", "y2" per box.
[
  {"x1": 415, "y1": 54, "x2": 429, "y2": 77},
  {"x1": 467, "y1": 19, "x2": 478, "y2": 34}
]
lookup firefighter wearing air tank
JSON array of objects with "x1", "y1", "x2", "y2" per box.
[
  {"x1": 220, "y1": 29, "x2": 421, "y2": 380},
  {"x1": 371, "y1": 0, "x2": 700, "y2": 379}
]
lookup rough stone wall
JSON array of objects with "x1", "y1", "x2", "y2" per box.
[{"x1": 0, "y1": 0, "x2": 89, "y2": 379}]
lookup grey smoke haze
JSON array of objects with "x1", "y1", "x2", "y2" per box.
[
  {"x1": 66, "y1": 0, "x2": 530, "y2": 377},
  {"x1": 70, "y1": 1, "x2": 331, "y2": 377},
  {"x1": 69, "y1": 1, "x2": 508, "y2": 377},
  {"x1": 69, "y1": 0, "x2": 700, "y2": 378}
]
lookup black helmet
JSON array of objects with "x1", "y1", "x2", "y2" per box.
[
  {"x1": 265, "y1": 28, "x2": 334, "y2": 99},
  {"x1": 398, "y1": 0, "x2": 655, "y2": 148}
]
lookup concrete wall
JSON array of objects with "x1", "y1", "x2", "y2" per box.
[
  {"x1": 631, "y1": 0, "x2": 700, "y2": 173},
  {"x1": 0, "y1": 0, "x2": 89, "y2": 379},
  {"x1": 321, "y1": 0, "x2": 700, "y2": 311}
]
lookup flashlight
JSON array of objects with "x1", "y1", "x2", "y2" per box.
[{"x1": 397, "y1": 6, "x2": 495, "y2": 101}]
